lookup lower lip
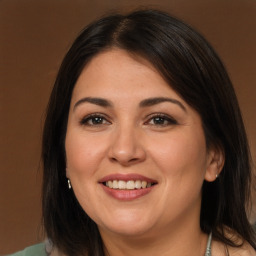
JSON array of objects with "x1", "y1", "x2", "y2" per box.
[{"x1": 100, "y1": 184, "x2": 154, "y2": 201}]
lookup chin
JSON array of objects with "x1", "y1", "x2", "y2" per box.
[
  {"x1": 97, "y1": 212, "x2": 156, "y2": 237},
  {"x1": 100, "y1": 223, "x2": 155, "y2": 238}
]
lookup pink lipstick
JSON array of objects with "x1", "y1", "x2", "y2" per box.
[{"x1": 98, "y1": 173, "x2": 157, "y2": 201}]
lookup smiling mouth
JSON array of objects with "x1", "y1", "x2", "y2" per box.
[{"x1": 103, "y1": 180, "x2": 156, "y2": 190}]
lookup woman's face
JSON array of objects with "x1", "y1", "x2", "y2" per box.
[{"x1": 65, "y1": 49, "x2": 218, "y2": 239}]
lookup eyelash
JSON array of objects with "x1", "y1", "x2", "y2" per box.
[
  {"x1": 145, "y1": 113, "x2": 178, "y2": 127},
  {"x1": 80, "y1": 113, "x2": 177, "y2": 127},
  {"x1": 80, "y1": 113, "x2": 111, "y2": 126}
]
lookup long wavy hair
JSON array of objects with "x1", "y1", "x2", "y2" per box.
[{"x1": 42, "y1": 9, "x2": 256, "y2": 255}]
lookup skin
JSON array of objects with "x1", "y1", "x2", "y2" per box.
[{"x1": 65, "y1": 49, "x2": 224, "y2": 256}]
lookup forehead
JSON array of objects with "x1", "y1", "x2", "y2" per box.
[{"x1": 71, "y1": 49, "x2": 183, "y2": 103}]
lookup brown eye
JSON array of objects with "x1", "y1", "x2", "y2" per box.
[
  {"x1": 89, "y1": 116, "x2": 104, "y2": 125},
  {"x1": 151, "y1": 117, "x2": 168, "y2": 125},
  {"x1": 80, "y1": 114, "x2": 111, "y2": 126},
  {"x1": 146, "y1": 114, "x2": 177, "y2": 126}
]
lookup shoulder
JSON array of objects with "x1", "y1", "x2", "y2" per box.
[
  {"x1": 212, "y1": 229, "x2": 256, "y2": 256},
  {"x1": 212, "y1": 240, "x2": 255, "y2": 256},
  {"x1": 6, "y1": 243, "x2": 47, "y2": 256},
  {"x1": 227, "y1": 241, "x2": 256, "y2": 256},
  {"x1": 225, "y1": 227, "x2": 256, "y2": 256}
]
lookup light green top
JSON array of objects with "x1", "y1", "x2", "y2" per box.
[
  {"x1": 6, "y1": 243, "x2": 47, "y2": 256},
  {"x1": 7, "y1": 233, "x2": 213, "y2": 256}
]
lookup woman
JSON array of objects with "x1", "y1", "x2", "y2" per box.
[{"x1": 9, "y1": 9, "x2": 256, "y2": 256}]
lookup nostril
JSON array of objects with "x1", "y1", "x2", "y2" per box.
[
  {"x1": 110, "y1": 156, "x2": 141, "y2": 166},
  {"x1": 129, "y1": 157, "x2": 140, "y2": 162}
]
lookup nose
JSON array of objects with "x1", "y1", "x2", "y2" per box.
[{"x1": 108, "y1": 125, "x2": 146, "y2": 166}]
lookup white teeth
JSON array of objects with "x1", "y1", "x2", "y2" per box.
[
  {"x1": 118, "y1": 180, "x2": 126, "y2": 189},
  {"x1": 126, "y1": 180, "x2": 135, "y2": 190},
  {"x1": 142, "y1": 181, "x2": 147, "y2": 188},
  {"x1": 106, "y1": 180, "x2": 113, "y2": 188},
  {"x1": 105, "y1": 180, "x2": 154, "y2": 190},
  {"x1": 113, "y1": 180, "x2": 118, "y2": 189},
  {"x1": 135, "y1": 180, "x2": 142, "y2": 189}
]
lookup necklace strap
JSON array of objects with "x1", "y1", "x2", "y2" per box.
[{"x1": 204, "y1": 232, "x2": 212, "y2": 256}]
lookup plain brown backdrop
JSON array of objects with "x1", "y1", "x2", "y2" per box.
[{"x1": 1, "y1": 0, "x2": 255, "y2": 254}]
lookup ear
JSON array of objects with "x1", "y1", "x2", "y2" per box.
[{"x1": 204, "y1": 145, "x2": 225, "y2": 182}]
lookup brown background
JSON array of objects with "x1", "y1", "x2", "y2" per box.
[{"x1": 1, "y1": 0, "x2": 255, "y2": 254}]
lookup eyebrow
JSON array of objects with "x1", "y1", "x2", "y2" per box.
[
  {"x1": 73, "y1": 96, "x2": 186, "y2": 112},
  {"x1": 73, "y1": 97, "x2": 113, "y2": 110},
  {"x1": 139, "y1": 97, "x2": 187, "y2": 112}
]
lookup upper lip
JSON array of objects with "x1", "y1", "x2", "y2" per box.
[{"x1": 98, "y1": 173, "x2": 158, "y2": 183}]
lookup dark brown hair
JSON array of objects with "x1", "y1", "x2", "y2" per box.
[{"x1": 42, "y1": 9, "x2": 256, "y2": 255}]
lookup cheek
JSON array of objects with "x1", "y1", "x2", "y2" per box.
[
  {"x1": 65, "y1": 130, "x2": 106, "y2": 177},
  {"x1": 153, "y1": 129, "x2": 207, "y2": 213},
  {"x1": 65, "y1": 131, "x2": 106, "y2": 216},
  {"x1": 149, "y1": 128, "x2": 207, "y2": 180}
]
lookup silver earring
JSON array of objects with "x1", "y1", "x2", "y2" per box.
[
  {"x1": 68, "y1": 179, "x2": 72, "y2": 189},
  {"x1": 216, "y1": 173, "x2": 219, "y2": 179}
]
